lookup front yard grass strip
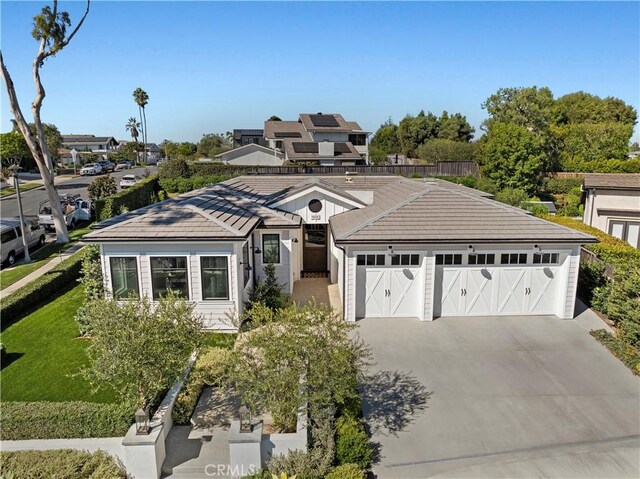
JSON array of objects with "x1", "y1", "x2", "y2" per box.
[
  {"x1": 0, "y1": 223, "x2": 91, "y2": 290},
  {"x1": 0, "y1": 182, "x2": 42, "y2": 197},
  {"x1": 0, "y1": 250, "x2": 84, "y2": 327},
  {"x1": 0, "y1": 284, "x2": 117, "y2": 402},
  {"x1": 590, "y1": 329, "x2": 640, "y2": 375}
]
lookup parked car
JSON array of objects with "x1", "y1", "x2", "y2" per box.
[
  {"x1": 115, "y1": 160, "x2": 133, "y2": 171},
  {"x1": 98, "y1": 160, "x2": 115, "y2": 173},
  {"x1": 119, "y1": 175, "x2": 140, "y2": 189},
  {"x1": 1, "y1": 218, "x2": 46, "y2": 266},
  {"x1": 37, "y1": 195, "x2": 91, "y2": 232},
  {"x1": 80, "y1": 163, "x2": 103, "y2": 176}
]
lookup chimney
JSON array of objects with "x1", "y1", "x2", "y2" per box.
[{"x1": 318, "y1": 141, "x2": 334, "y2": 157}]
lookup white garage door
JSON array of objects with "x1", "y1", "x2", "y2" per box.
[
  {"x1": 435, "y1": 253, "x2": 562, "y2": 317},
  {"x1": 356, "y1": 254, "x2": 423, "y2": 318}
]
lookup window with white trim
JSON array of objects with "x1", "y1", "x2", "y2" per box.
[
  {"x1": 201, "y1": 256, "x2": 229, "y2": 300},
  {"x1": 435, "y1": 254, "x2": 463, "y2": 265},
  {"x1": 533, "y1": 252, "x2": 559, "y2": 265},
  {"x1": 500, "y1": 253, "x2": 528, "y2": 265},
  {"x1": 109, "y1": 257, "x2": 139, "y2": 298},
  {"x1": 468, "y1": 253, "x2": 495, "y2": 265},
  {"x1": 150, "y1": 257, "x2": 189, "y2": 299},
  {"x1": 357, "y1": 254, "x2": 385, "y2": 266},
  {"x1": 391, "y1": 254, "x2": 420, "y2": 266}
]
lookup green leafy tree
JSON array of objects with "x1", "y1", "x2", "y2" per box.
[
  {"x1": 1, "y1": 1, "x2": 90, "y2": 244},
  {"x1": 133, "y1": 88, "x2": 149, "y2": 163},
  {"x1": 164, "y1": 141, "x2": 197, "y2": 160},
  {"x1": 197, "y1": 133, "x2": 230, "y2": 158},
  {"x1": 87, "y1": 175, "x2": 117, "y2": 202},
  {"x1": 437, "y1": 111, "x2": 474, "y2": 142},
  {"x1": 370, "y1": 118, "x2": 400, "y2": 154},
  {"x1": 555, "y1": 91, "x2": 637, "y2": 125},
  {"x1": 368, "y1": 146, "x2": 389, "y2": 165},
  {"x1": 606, "y1": 263, "x2": 640, "y2": 349},
  {"x1": 83, "y1": 291, "x2": 203, "y2": 407},
  {"x1": 228, "y1": 303, "x2": 371, "y2": 432},
  {"x1": 479, "y1": 122, "x2": 546, "y2": 194},
  {"x1": 416, "y1": 138, "x2": 478, "y2": 163},
  {"x1": 267, "y1": 115, "x2": 282, "y2": 121}
]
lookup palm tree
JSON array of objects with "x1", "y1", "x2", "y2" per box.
[
  {"x1": 133, "y1": 88, "x2": 149, "y2": 163},
  {"x1": 125, "y1": 117, "x2": 141, "y2": 164}
]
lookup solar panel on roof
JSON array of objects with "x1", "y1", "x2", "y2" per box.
[
  {"x1": 309, "y1": 114, "x2": 339, "y2": 127},
  {"x1": 292, "y1": 142, "x2": 319, "y2": 153},
  {"x1": 274, "y1": 132, "x2": 302, "y2": 138}
]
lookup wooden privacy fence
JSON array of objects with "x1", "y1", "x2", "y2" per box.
[
  {"x1": 241, "y1": 161, "x2": 479, "y2": 177},
  {"x1": 580, "y1": 247, "x2": 615, "y2": 277}
]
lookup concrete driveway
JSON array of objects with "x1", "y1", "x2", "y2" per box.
[{"x1": 357, "y1": 315, "x2": 640, "y2": 478}]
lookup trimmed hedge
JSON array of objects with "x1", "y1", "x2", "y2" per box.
[
  {"x1": 539, "y1": 214, "x2": 640, "y2": 267},
  {"x1": 0, "y1": 401, "x2": 133, "y2": 440},
  {"x1": 326, "y1": 464, "x2": 366, "y2": 479},
  {"x1": 159, "y1": 175, "x2": 230, "y2": 194},
  {"x1": 95, "y1": 175, "x2": 161, "y2": 221},
  {"x1": 560, "y1": 158, "x2": 640, "y2": 173},
  {"x1": 0, "y1": 251, "x2": 83, "y2": 327},
  {"x1": 0, "y1": 449, "x2": 126, "y2": 478},
  {"x1": 335, "y1": 416, "x2": 374, "y2": 469}
]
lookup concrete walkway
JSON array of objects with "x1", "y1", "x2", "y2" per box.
[
  {"x1": 0, "y1": 242, "x2": 84, "y2": 299},
  {"x1": 292, "y1": 278, "x2": 341, "y2": 313}
]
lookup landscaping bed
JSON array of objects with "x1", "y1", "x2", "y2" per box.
[{"x1": 0, "y1": 449, "x2": 126, "y2": 478}]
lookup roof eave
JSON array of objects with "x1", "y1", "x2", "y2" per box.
[{"x1": 333, "y1": 237, "x2": 599, "y2": 245}]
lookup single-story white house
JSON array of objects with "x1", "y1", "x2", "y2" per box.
[
  {"x1": 582, "y1": 173, "x2": 640, "y2": 249},
  {"x1": 215, "y1": 143, "x2": 284, "y2": 166},
  {"x1": 85, "y1": 175, "x2": 597, "y2": 330}
]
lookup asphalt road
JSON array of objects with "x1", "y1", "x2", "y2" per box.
[{"x1": 0, "y1": 166, "x2": 157, "y2": 218}]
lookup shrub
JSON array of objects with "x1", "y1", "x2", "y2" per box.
[
  {"x1": 560, "y1": 157, "x2": 640, "y2": 173},
  {"x1": 335, "y1": 416, "x2": 373, "y2": 469},
  {"x1": 0, "y1": 449, "x2": 126, "y2": 478},
  {"x1": 159, "y1": 175, "x2": 229, "y2": 194},
  {"x1": 0, "y1": 251, "x2": 83, "y2": 327},
  {"x1": 542, "y1": 177, "x2": 583, "y2": 195},
  {"x1": 75, "y1": 245, "x2": 104, "y2": 335},
  {"x1": 95, "y1": 175, "x2": 160, "y2": 221},
  {"x1": 590, "y1": 329, "x2": 640, "y2": 375},
  {"x1": 476, "y1": 177, "x2": 498, "y2": 194},
  {"x1": 267, "y1": 450, "x2": 322, "y2": 479},
  {"x1": 196, "y1": 347, "x2": 233, "y2": 386},
  {"x1": 158, "y1": 157, "x2": 191, "y2": 179},
  {"x1": 494, "y1": 188, "x2": 529, "y2": 208},
  {"x1": 577, "y1": 261, "x2": 608, "y2": 307},
  {"x1": 0, "y1": 401, "x2": 133, "y2": 440},
  {"x1": 326, "y1": 464, "x2": 366, "y2": 479},
  {"x1": 246, "y1": 263, "x2": 291, "y2": 313},
  {"x1": 172, "y1": 373, "x2": 204, "y2": 425},
  {"x1": 605, "y1": 263, "x2": 640, "y2": 349}
]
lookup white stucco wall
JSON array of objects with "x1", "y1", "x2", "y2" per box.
[{"x1": 583, "y1": 188, "x2": 640, "y2": 233}]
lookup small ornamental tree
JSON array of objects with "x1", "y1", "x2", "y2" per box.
[
  {"x1": 87, "y1": 175, "x2": 117, "y2": 202},
  {"x1": 228, "y1": 303, "x2": 371, "y2": 432},
  {"x1": 82, "y1": 291, "x2": 203, "y2": 407},
  {"x1": 247, "y1": 263, "x2": 291, "y2": 313}
]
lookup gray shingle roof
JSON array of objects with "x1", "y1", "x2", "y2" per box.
[
  {"x1": 583, "y1": 173, "x2": 640, "y2": 190},
  {"x1": 86, "y1": 175, "x2": 595, "y2": 245}
]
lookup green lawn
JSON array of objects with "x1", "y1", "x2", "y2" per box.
[
  {"x1": 0, "y1": 284, "x2": 117, "y2": 403},
  {"x1": 0, "y1": 183, "x2": 42, "y2": 197},
  {"x1": 0, "y1": 224, "x2": 92, "y2": 290}
]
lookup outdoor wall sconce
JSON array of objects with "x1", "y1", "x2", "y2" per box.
[
  {"x1": 292, "y1": 238, "x2": 299, "y2": 243},
  {"x1": 533, "y1": 244, "x2": 542, "y2": 253},
  {"x1": 252, "y1": 247, "x2": 262, "y2": 254},
  {"x1": 468, "y1": 245, "x2": 476, "y2": 255},
  {"x1": 135, "y1": 407, "x2": 150, "y2": 435},
  {"x1": 387, "y1": 245, "x2": 397, "y2": 257},
  {"x1": 239, "y1": 405, "x2": 252, "y2": 433}
]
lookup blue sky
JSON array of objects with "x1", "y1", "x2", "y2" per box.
[{"x1": 1, "y1": 1, "x2": 639, "y2": 143}]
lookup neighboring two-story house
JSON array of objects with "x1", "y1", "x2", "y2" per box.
[
  {"x1": 232, "y1": 129, "x2": 267, "y2": 148},
  {"x1": 264, "y1": 113, "x2": 369, "y2": 165},
  {"x1": 583, "y1": 173, "x2": 640, "y2": 248},
  {"x1": 62, "y1": 135, "x2": 118, "y2": 152}
]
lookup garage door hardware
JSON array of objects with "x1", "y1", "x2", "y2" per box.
[
  {"x1": 525, "y1": 287, "x2": 531, "y2": 295},
  {"x1": 385, "y1": 289, "x2": 391, "y2": 297},
  {"x1": 460, "y1": 288, "x2": 467, "y2": 296}
]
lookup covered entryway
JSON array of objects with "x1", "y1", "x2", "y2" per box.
[
  {"x1": 302, "y1": 224, "x2": 327, "y2": 276},
  {"x1": 356, "y1": 253, "x2": 424, "y2": 318},
  {"x1": 435, "y1": 263, "x2": 561, "y2": 317}
]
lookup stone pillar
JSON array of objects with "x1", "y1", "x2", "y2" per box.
[{"x1": 228, "y1": 420, "x2": 263, "y2": 477}]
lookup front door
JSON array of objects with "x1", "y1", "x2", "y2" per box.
[{"x1": 303, "y1": 224, "x2": 327, "y2": 272}]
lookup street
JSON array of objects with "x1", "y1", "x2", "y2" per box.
[{"x1": 0, "y1": 166, "x2": 157, "y2": 218}]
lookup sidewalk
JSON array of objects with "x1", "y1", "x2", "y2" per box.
[{"x1": 0, "y1": 242, "x2": 84, "y2": 300}]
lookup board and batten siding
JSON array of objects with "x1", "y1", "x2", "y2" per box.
[
  {"x1": 563, "y1": 246, "x2": 581, "y2": 319},
  {"x1": 272, "y1": 189, "x2": 361, "y2": 225},
  {"x1": 423, "y1": 253, "x2": 436, "y2": 321},
  {"x1": 255, "y1": 229, "x2": 292, "y2": 293},
  {"x1": 100, "y1": 242, "x2": 241, "y2": 330}
]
